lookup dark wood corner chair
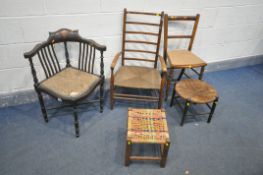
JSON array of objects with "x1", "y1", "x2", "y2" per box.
[
  {"x1": 24, "y1": 28, "x2": 106, "y2": 137},
  {"x1": 163, "y1": 14, "x2": 207, "y2": 100},
  {"x1": 110, "y1": 9, "x2": 166, "y2": 109}
]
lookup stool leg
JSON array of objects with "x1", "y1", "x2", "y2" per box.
[
  {"x1": 73, "y1": 106, "x2": 80, "y2": 138},
  {"x1": 207, "y1": 98, "x2": 218, "y2": 123},
  {"x1": 199, "y1": 66, "x2": 205, "y2": 80},
  {"x1": 160, "y1": 142, "x2": 170, "y2": 168},
  {"x1": 124, "y1": 141, "x2": 132, "y2": 166},
  {"x1": 181, "y1": 101, "x2": 190, "y2": 126}
]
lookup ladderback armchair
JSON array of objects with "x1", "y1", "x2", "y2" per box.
[
  {"x1": 24, "y1": 28, "x2": 106, "y2": 137},
  {"x1": 110, "y1": 9, "x2": 166, "y2": 109}
]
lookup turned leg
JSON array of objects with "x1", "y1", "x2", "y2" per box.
[
  {"x1": 73, "y1": 106, "x2": 80, "y2": 137},
  {"x1": 35, "y1": 87, "x2": 48, "y2": 123},
  {"x1": 99, "y1": 77, "x2": 104, "y2": 113}
]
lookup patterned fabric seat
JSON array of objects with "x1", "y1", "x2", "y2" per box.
[
  {"x1": 114, "y1": 66, "x2": 161, "y2": 90},
  {"x1": 39, "y1": 67, "x2": 100, "y2": 101}
]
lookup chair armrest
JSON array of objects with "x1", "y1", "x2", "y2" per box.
[
  {"x1": 111, "y1": 52, "x2": 122, "y2": 71},
  {"x1": 158, "y1": 55, "x2": 167, "y2": 73}
]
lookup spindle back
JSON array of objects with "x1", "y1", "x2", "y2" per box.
[{"x1": 24, "y1": 28, "x2": 106, "y2": 84}]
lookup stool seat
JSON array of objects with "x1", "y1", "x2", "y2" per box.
[
  {"x1": 127, "y1": 108, "x2": 169, "y2": 144},
  {"x1": 176, "y1": 79, "x2": 217, "y2": 104}
]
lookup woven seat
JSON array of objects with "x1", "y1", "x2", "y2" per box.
[
  {"x1": 125, "y1": 108, "x2": 170, "y2": 167},
  {"x1": 127, "y1": 108, "x2": 169, "y2": 144},
  {"x1": 39, "y1": 67, "x2": 100, "y2": 101},
  {"x1": 168, "y1": 50, "x2": 207, "y2": 68},
  {"x1": 114, "y1": 66, "x2": 161, "y2": 90},
  {"x1": 175, "y1": 79, "x2": 217, "y2": 104},
  {"x1": 171, "y1": 78, "x2": 219, "y2": 126}
]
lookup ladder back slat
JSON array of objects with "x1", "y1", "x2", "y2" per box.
[
  {"x1": 126, "y1": 21, "x2": 160, "y2": 26},
  {"x1": 125, "y1": 40, "x2": 157, "y2": 45},
  {"x1": 168, "y1": 16, "x2": 197, "y2": 21},
  {"x1": 124, "y1": 57, "x2": 155, "y2": 62},
  {"x1": 125, "y1": 49, "x2": 156, "y2": 54},
  {"x1": 126, "y1": 31, "x2": 159, "y2": 36},
  {"x1": 168, "y1": 35, "x2": 192, "y2": 39},
  {"x1": 127, "y1": 11, "x2": 162, "y2": 16}
]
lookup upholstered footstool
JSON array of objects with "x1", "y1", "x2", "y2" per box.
[{"x1": 124, "y1": 108, "x2": 170, "y2": 168}]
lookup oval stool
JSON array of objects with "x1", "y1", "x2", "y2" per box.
[{"x1": 170, "y1": 79, "x2": 219, "y2": 126}]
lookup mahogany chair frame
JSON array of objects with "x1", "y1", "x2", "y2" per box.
[
  {"x1": 110, "y1": 9, "x2": 166, "y2": 109},
  {"x1": 163, "y1": 14, "x2": 206, "y2": 100},
  {"x1": 24, "y1": 28, "x2": 106, "y2": 137}
]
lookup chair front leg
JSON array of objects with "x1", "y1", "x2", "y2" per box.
[
  {"x1": 199, "y1": 66, "x2": 205, "y2": 80},
  {"x1": 158, "y1": 73, "x2": 166, "y2": 109},
  {"x1": 35, "y1": 86, "x2": 48, "y2": 123},
  {"x1": 73, "y1": 106, "x2": 80, "y2": 137},
  {"x1": 99, "y1": 76, "x2": 104, "y2": 113},
  {"x1": 110, "y1": 70, "x2": 115, "y2": 110}
]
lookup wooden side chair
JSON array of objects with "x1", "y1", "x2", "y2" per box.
[
  {"x1": 24, "y1": 28, "x2": 106, "y2": 137},
  {"x1": 110, "y1": 9, "x2": 166, "y2": 109},
  {"x1": 163, "y1": 14, "x2": 207, "y2": 100}
]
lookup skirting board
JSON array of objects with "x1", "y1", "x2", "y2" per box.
[{"x1": 0, "y1": 54, "x2": 262, "y2": 107}]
